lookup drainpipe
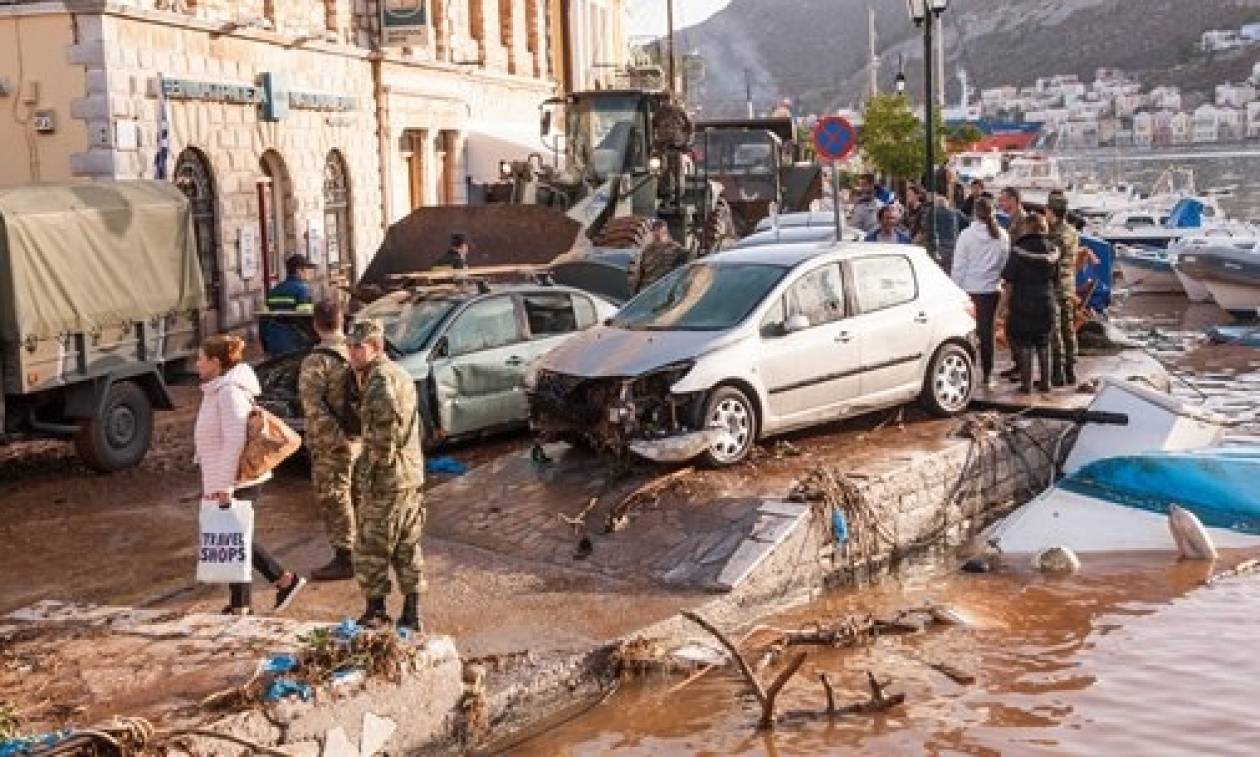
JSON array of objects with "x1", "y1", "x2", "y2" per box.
[{"x1": 372, "y1": 52, "x2": 393, "y2": 237}]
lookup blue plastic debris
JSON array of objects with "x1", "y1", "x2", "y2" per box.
[
  {"x1": 262, "y1": 677, "x2": 312, "y2": 702},
  {"x1": 262, "y1": 653, "x2": 299, "y2": 674},
  {"x1": 1, "y1": 731, "x2": 72, "y2": 756},
  {"x1": 333, "y1": 618, "x2": 361, "y2": 642},
  {"x1": 831, "y1": 508, "x2": 849, "y2": 546},
  {"x1": 426, "y1": 456, "x2": 468, "y2": 476}
]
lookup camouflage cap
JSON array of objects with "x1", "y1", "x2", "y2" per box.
[{"x1": 346, "y1": 319, "x2": 385, "y2": 345}]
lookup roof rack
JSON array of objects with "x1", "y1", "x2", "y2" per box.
[{"x1": 386, "y1": 265, "x2": 556, "y2": 292}]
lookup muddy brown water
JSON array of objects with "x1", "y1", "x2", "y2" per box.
[{"x1": 512, "y1": 554, "x2": 1260, "y2": 756}]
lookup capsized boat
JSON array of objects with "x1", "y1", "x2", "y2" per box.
[{"x1": 984, "y1": 378, "x2": 1260, "y2": 555}]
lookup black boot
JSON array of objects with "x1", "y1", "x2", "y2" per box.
[
  {"x1": 1051, "y1": 358, "x2": 1066, "y2": 387},
  {"x1": 358, "y1": 596, "x2": 391, "y2": 629},
  {"x1": 1064, "y1": 361, "x2": 1077, "y2": 386},
  {"x1": 1036, "y1": 347, "x2": 1052, "y2": 393},
  {"x1": 311, "y1": 548, "x2": 354, "y2": 582},
  {"x1": 398, "y1": 593, "x2": 423, "y2": 634},
  {"x1": 1016, "y1": 348, "x2": 1033, "y2": 394}
]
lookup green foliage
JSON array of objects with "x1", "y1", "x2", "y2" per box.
[
  {"x1": 860, "y1": 94, "x2": 946, "y2": 181},
  {"x1": 950, "y1": 124, "x2": 985, "y2": 147}
]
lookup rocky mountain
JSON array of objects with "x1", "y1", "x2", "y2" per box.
[{"x1": 675, "y1": 0, "x2": 1260, "y2": 116}]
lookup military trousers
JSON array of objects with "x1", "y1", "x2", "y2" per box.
[
  {"x1": 1050, "y1": 290, "x2": 1078, "y2": 368},
  {"x1": 353, "y1": 488, "x2": 425, "y2": 598},
  {"x1": 310, "y1": 448, "x2": 357, "y2": 552}
]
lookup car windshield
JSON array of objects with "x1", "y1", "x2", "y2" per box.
[
  {"x1": 357, "y1": 293, "x2": 458, "y2": 354},
  {"x1": 612, "y1": 263, "x2": 787, "y2": 332}
]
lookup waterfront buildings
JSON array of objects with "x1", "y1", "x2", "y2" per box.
[{"x1": 0, "y1": 0, "x2": 626, "y2": 332}]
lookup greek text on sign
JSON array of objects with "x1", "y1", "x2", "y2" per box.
[
  {"x1": 813, "y1": 116, "x2": 858, "y2": 161},
  {"x1": 382, "y1": 0, "x2": 428, "y2": 46}
]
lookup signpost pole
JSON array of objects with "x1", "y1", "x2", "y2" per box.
[{"x1": 831, "y1": 160, "x2": 844, "y2": 241}]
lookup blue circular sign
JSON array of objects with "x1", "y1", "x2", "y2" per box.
[{"x1": 813, "y1": 116, "x2": 857, "y2": 161}]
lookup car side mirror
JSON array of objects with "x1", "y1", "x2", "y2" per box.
[{"x1": 784, "y1": 314, "x2": 810, "y2": 334}]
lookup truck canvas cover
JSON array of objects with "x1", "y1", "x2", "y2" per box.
[{"x1": 0, "y1": 181, "x2": 206, "y2": 342}]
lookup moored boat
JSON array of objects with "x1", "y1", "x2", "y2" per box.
[
  {"x1": 984, "y1": 379, "x2": 1259, "y2": 556},
  {"x1": 1114, "y1": 245, "x2": 1182, "y2": 294},
  {"x1": 1175, "y1": 247, "x2": 1260, "y2": 319}
]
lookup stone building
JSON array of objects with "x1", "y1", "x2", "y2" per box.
[{"x1": 0, "y1": 0, "x2": 624, "y2": 333}]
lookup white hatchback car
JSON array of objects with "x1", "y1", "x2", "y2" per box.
[{"x1": 529, "y1": 242, "x2": 978, "y2": 467}]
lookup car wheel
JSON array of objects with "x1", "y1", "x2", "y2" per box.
[
  {"x1": 920, "y1": 343, "x2": 975, "y2": 417},
  {"x1": 75, "y1": 381, "x2": 153, "y2": 472},
  {"x1": 698, "y1": 386, "x2": 758, "y2": 468}
]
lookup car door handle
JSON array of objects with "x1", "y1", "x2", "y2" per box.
[
  {"x1": 913, "y1": 312, "x2": 929, "y2": 324},
  {"x1": 505, "y1": 356, "x2": 524, "y2": 367},
  {"x1": 835, "y1": 331, "x2": 852, "y2": 344}
]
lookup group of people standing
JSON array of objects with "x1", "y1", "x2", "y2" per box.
[
  {"x1": 192, "y1": 303, "x2": 427, "y2": 631},
  {"x1": 850, "y1": 171, "x2": 1083, "y2": 395}
]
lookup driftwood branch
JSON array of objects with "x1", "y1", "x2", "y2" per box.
[
  {"x1": 759, "y1": 652, "x2": 807, "y2": 729},
  {"x1": 819, "y1": 673, "x2": 837, "y2": 713},
  {"x1": 606, "y1": 468, "x2": 693, "y2": 532},
  {"x1": 927, "y1": 661, "x2": 976, "y2": 686},
  {"x1": 558, "y1": 497, "x2": 600, "y2": 534},
  {"x1": 681, "y1": 610, "x2": 807, "y2": 730}
]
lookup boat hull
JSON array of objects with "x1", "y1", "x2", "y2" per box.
[
  {"x1": 1201, "y1": 279, "x2": 1260, "y2": 319},
  {"x1": 1116, "y1": 255, "x2": 1183, "y2": 294},
  {"x1": 1173, "y1": 267, "x2": 1215, "y2": 302}
]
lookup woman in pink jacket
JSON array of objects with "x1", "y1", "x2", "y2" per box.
[{"x1": 194, "y1": 335, "x2": 306, "y2": 615}]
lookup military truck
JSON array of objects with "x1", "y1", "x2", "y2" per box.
[{"x1": 0, "y1": 181, "x2": 205, "y2": 471}]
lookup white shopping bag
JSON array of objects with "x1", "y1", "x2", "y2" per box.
[{"x1": 196, "y1": 499, "x2": 254, "y2": 584}]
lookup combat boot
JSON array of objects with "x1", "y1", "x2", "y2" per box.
[
  {"x1": 397, "y1": 593, "x2": 423, "y2": 634},
  {"x1": 311, "y1": 548, "x2": 354, "y2": 581},
  {"x1": 1050, "y1": 359, "x2": 1067, "y2": 387},
  {"x1": 1037, "y1": 348, "x2": 1053, "y2": 393},
  {"x1": 1064, "y1": 361, "x2": 1078, "y2": 386},
  {"x1": 1016, "y1": 349, "x2": 1034, "y2": 395},
  {"x1": 358, "y1": 597, "x2": 391, "y2": 629}
]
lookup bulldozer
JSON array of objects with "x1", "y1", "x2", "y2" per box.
[
  {"x1": 359, "y1": 68, "x2": 732, "y2": 303},
  {"x1": 693, "y1": 117, "x2": 824, "y2": 237}
]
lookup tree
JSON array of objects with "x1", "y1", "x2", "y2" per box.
[
  {"x1": 949, "y1": 123, "x2": 984, "y2": 149},
  {"x1": 860, "y1": 94, "x2": 946, "y2": 182}
]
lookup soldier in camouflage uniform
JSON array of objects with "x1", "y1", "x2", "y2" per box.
[
  {"x1": 299, "y1": 301, "x2": 360, "y2": 581},
  {"x1": 630, "y1": 219, "x2": 690, "y2": 294},
  {"x1": 1046, "y1": 193, "x2": 1080, "y2": 387},
  {"x1": 346, "y1": 320, "x2": 426, "y2": 631}
]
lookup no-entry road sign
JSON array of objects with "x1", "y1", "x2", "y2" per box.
[{"x1": 813, "y1": 116, "x2": 858, "y2": 161}]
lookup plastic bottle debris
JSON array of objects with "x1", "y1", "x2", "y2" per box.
[
  {"x1": 831, "y1": 508, "x2": 849, "y2": 546},
  {"x1": 262, "y1": 653, "x2": 299, "y2": 674},
  {"x1": 330, "y1": 668, "x2": 366, "y2": 689},
  {"x1": 263, "y1": 677, "x2": 313, "y2": 702}
]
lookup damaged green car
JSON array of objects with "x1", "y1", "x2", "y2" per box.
[{"x1": 258, "y1": 282, "x2": 617, "y2": 447}]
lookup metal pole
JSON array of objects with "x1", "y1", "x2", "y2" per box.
[
  {"x1": 831, "y1": 160, "x2": 844, "y2": 241},
  {"x1": 924, "y1": 13, "x2": 939, "y2": 261},
  {"x1": 666, "y1": 0, "x2": 677, "y2": 93},
  {"x1": 745, "y1": 69, "x2": 754, "y2": 118}
]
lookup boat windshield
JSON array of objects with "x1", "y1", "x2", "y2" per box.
[{"x1": 613, "y1": 263, "x2": 788, "y2": 332}]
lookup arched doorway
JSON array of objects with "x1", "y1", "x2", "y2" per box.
[
  {"x1": 323, "y1": 150, "x2": 354, "y2": 283},
  {"x1": 258, "y1": 150, "x2": 296, "y2": 287},
  {"x1": 172, "y1": 148, "x2": 221, "y2": 311}
]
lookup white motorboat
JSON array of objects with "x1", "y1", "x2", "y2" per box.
[
  {"x1": 1170, "y1": 231, "x2": 1260, "y2": 303},
  {"x1": 1175, "y1": 246, "x2": 1260, "y2": 319},
  {"x1": 1114, "y1": 245, "x2": 1182, "y2": 294},
  {"x1": 993, "y1": 154, "x2": 1064, "y2": 204},
  {"x1": 985, "y1": 379, "x2": 1260, "y2": 556}
]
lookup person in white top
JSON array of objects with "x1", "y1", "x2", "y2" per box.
[
  {"x1": 950, "y1": 196, "x2": 1010, "y2": 388},
  {"x1": 194, "y1": 335, "x2": 305, "y2": 615}
]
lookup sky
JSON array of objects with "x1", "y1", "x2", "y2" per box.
[{"x1": 627, "y1": 0, "x2": 731, "y2": 39}]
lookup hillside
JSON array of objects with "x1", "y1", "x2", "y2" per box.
[{"x1": 677, "y1": 0, "x2": 1260, "y2": 116}]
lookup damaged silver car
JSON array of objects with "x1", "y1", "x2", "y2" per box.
[
  {"x1": 258, "y1": 282, "x2": 617, "y2": 446},
  {"x1": 528, "y1": 242, "x2": 977, "y2": 467}
]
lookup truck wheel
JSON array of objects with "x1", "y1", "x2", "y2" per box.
[{"x1": 75, "y1": 381, "x2": 153, "y2": 472}]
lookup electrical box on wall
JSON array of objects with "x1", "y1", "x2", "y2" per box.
[{"x1": 33, "y1": 110, "x2": 56, "y2": 134}]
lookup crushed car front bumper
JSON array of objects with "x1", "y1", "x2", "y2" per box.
[{"x1": 529, "y1": 363, "x2": 713, "y2": 460}]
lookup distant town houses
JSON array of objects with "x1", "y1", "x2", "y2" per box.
[
  {"x1": 974, "y1": 60, "x2": 1260, "y2": 150},
  {"x1": 1202, "y1": 22, "x2": 1260, "y2": 52}
]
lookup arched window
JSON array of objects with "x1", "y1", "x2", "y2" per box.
[
  {"x1": 173, "y1": 147, "x2": 220, "y2": 308},
  {"x1": 323, "y1": 150, "x2": 353, "y2": 281},
  {"x1": 258, "y1": 150, "x2": 295, "y2": 286}
]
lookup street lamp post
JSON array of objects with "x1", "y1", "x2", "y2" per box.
[{"x1": 907, "y1": 0, "x2": 948, "y2": 262}]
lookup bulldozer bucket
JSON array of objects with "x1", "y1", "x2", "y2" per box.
[{"x1": 359, "y1": 205, "x2": 582, "y2": 288}]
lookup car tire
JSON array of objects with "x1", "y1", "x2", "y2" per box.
[
  {"x1": 75, "y1": 381, "x2": 153, "y2": 473},
  {"x1": 919, "y1": 342, "x2": 975, "y2": 417},
  {"x1": 697, "y1": 385, "x2": 758, "y2": 468}
]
